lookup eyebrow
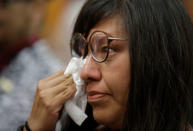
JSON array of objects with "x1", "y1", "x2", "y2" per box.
[{"x1": 88, "y1": 30, "x2": 128, "y2": 40}]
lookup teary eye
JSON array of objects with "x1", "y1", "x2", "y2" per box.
[{"x1": 101, "y1": 46, "x2": 109, "y2": 53}]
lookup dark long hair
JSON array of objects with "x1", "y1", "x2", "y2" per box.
[{"x1": 62, "y1": 0, "x2": 193, "y2": 130}]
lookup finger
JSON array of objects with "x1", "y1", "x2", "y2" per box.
[
  {"x1": 51, "y1": 86, "x2": 76, "y2": 109},
  {"x1": 33, "y1": 76, "x2": 74, "y2": 110},
  {"x1": 49, "y1": 82, "x2": 75, "y2": 97},
  {"x1": 36, "y1": 81, "x2": 76, "y2": 107},
  {"x1": 45, "y1": 88, "x2": 76, "y2": 117},
  {"x1": 47, "y1": 74, "x2": 73, "y2": 87},
  {"x1": 44, "y1": 68, "x2": 66, "y2": 81},
  {"x1": 40, "y1": 83, "x2": 75, "y2": 102},
  {"x1": 63, "y1": 76, "x2": 74, "y2": 86}
]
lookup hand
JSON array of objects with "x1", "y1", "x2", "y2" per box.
[{"x1": 27, "y1": 69, "x2": 76, "y2": 131}]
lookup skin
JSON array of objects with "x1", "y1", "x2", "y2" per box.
[
  {"x1": 81, "y1": 16, "x2": 131, "y2": 130},
  {"x1": 27, "y1": 69, "x2": 76, "y2": 131}
]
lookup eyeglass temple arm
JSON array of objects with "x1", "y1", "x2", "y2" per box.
[{"x1": 108, "y1": 37, "x2": 128, "y2": 41}]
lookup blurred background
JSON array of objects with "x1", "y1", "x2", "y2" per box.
[
  {"x1": 0, "y1": 0, "x2": 85, "y2": 130},
  {"x1": 0, "y1": 0, "x2": 192, "y2": 130}
]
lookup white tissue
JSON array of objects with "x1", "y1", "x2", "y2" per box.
[{"x1": 62, "y1": 57, "x2": 87, "y2": 126}]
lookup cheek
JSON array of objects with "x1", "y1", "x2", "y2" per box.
[
  {"x1": 93, "y1": 54, "x2": 130, "y2": 128},
  {"x1": 105, "y1": 52, "x2": 131, "y2": 106}
]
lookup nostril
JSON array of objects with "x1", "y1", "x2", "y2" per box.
[{"x1": 85, "y1": 78, "x2": 95, "y2": 84}]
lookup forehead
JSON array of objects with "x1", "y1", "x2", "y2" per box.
[{"x1": 88, "y1": 15, "x2": 127, "y2": 39}]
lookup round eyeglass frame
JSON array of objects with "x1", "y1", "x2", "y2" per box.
[{"x1": 72, "y1": 30, "x2": 128, "y2": 63}]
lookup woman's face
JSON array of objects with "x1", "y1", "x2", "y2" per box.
[{"x1": 80, "y1": 16, "x2": 131, "y2": 129}]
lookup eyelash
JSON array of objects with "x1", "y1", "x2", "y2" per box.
[
  {"x1": 101, "y1": 46, "x2": 108, "y2": 52},
  {"x1": 101, "y1": 45, "x2": 116, "y2": 52}
]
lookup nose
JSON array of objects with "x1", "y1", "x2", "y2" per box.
[{"x1": 81, "y1": 55, "x2": 102, "y2": 83}]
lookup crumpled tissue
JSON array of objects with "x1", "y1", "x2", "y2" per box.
[{"x1": 62, "y1": 57, "x2": 87, "y2": 126}]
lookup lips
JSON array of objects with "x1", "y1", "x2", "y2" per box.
[{"x1": 87, "y1": 90, "x2": 110, "y2": 102}]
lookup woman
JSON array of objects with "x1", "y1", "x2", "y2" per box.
[{"x1": 20, "y1": 0, "x2": 193, "y2": 130}]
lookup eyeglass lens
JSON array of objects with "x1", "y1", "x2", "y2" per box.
[
  {"x1": 72, "y1": 31, "x2": 109, "y2": 62},
  {"x1": 89, "y1": 32, "x2": 108, "y2": 62}
]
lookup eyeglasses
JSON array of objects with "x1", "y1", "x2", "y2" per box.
[{"x1": 71, "y1": 31, "x2": 128, "y2": 63}]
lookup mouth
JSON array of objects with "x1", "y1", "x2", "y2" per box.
[{"x1": 87, "y1": 91, "x2": 110, "y2": 102}]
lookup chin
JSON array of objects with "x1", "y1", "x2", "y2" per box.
[{"x1": 92, "y1": 107, "x2": 122, "y2": 130}]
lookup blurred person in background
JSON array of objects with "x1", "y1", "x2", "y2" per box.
[
  {"x1": 0, "y1": 0, "x2": 87, "y2": 130},
  {"x1": 0, "y1": 0, "x2": 64, "y2": 130}
]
